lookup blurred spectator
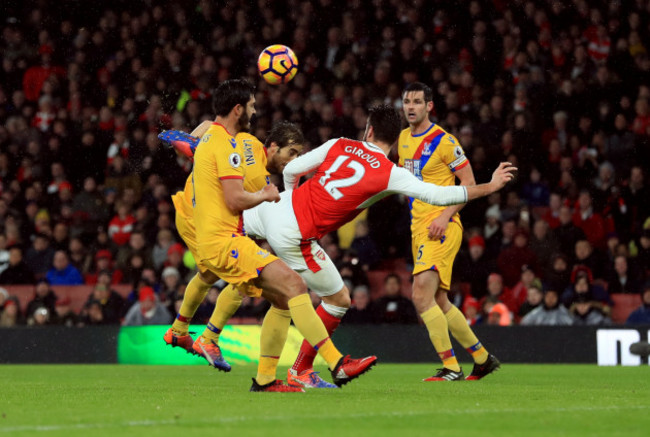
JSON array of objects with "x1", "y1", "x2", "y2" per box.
[
  {"x1": 0, "y1": 235, "x2": 9, "y2": 275},
  {"x1": 0, "y1": 297, "x2": 22, "y2": 327},
  {"x1": 562, "y1": 267, "x2": 612, "y2": 311},
  {"x1": 554, "y1": 206, "x2": 586, "y2": 262},
  {"x1": 518, "y1": 280, "x2": 544, "y2": 319},
  {"x1": 572, "y1": 191, "x2": 610, "y2": 250},
  {"x1": 508, "y1": 265, "x2": 537, "y2": 314},
  {"x1": 486, "y1": 301, "x2": 512, "y2": 326},
  {"x1": 626, "y1": 284, "x2": 650, "y2": 325},
  {"x1": 116, "y1": 230, "x2": 153, "y2": 271},
  {"x1": 372, "y1": 273, "x2": 417, "y2": 324},
  {"x1": 529, "y1": 220, "x2": 559, "y2": 275},
  {"x1": 46, "y1": 250, "x2": 83, "y2": 285},
  {"x1": 25, "y1": 278, "x2": 57, "y2": 320},
  {"x1": 349, "y1": 220, "x2": 380, "y2": 270},
  {"x1": 545, "y1": 253, "x2": 572, "y2": 295},
  {"x1": 23, "y1": 233, "x2": 54, "y2": 279},
  {"x1": 0, "y1": 246, "x2": 35, "y2": 284},
  {"x1": 83, "y1": 283, "x2": 126, "y2": 324},
  {"x1": 573, "y1": 240, "x2": 605, "y2": 280},
  {"x1": 123, "y1": 286, "x2": 172, "y2": 326},
  {"x1": 497, "y1": 230, "x2": 538, "y2": 287},
  {"x1": 607, "y1": 255, "x2": 642, "y2": 294},
  {"x1": 520, "y1": 167, "x2": 550, "y2": 207},
  {"x1": 85, "y1": 250, "x2": 123, "y2": 285},
  {"x1": 462, "y1": 296, "x2": 482, "y2": 326},
  {"x1": 343, "y1": 285, "x2": 374, "y2": 324},
  {"x1": 52, "y1": 297, "x2": 77, "y2": 327},
  {"x1": 160, "y1": 266, "x2": 183, "y2": 303},
  {"x1": 570, "y1": 294, "x2": 612, "y2": 326},
  {"x1": 108, "y1": 202, "x2": 136, "y2": 247},
  {"x1": 79, "y1": 300, "x2": 107, "y2": 326},
  {"x1": 521, "y1": 288, "x2": 574, "y2": 326},
  {"x1": 152, "y1": 229, "x2": 175, "y2": 271},
  {"x1": 456, "y1": 235, "x2": 494, "y2": 299},
  {"x1": 28, "y1": 307, "x2": 50, "y2": 326}
]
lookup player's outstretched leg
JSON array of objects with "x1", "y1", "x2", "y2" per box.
[
  {"x1": 288, "y1": 294, "x2": 349, "y2": 389},
  {"x1": 259, "y1": 260, "x2": 377, "y2": 387},
  {"x1": 191, "y1": 284, "x2": 243, "y2": 371},
  {"x1": 164, "y1": 272, "x2": 214, "y2": 353}
]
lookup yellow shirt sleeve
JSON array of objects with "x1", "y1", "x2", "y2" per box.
[
  {"x1": 438, "y1": 134, "x2": 469, "y2": 172},
  {"x1": 212, "y1": 134, "x2": 245, "y2": 180},
  {"x1": 237, "y1": 132, "x2": 270, "y2": 192}
]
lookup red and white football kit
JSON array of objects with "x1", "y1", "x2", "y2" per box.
[{"x1": 243, "y1": 138, "x2": 468, "y2": 295}]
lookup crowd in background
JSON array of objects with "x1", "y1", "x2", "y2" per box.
[{"x1": 1, "y1": 0, "x2": 650, "y2": 328}]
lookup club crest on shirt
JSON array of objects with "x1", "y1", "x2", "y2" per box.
[
  {"x1": 229, "y1": 152, "x2": 242, "y2": 168},
  {"x1": 422, "y1": 142, "x2": 433, "y2": 156},
  {"x1": 315, "y1": 249, "x2": 326, "y2": 261}
]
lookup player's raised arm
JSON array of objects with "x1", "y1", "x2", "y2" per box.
[
  {"x1": 283, "y1": 139, "x2": 338, "y2": 189},
  {"x1": 222, "y1": 179, "x2": 280, "y2": 212},
  {"x1": 386, "y1": 162, "x2": 516, "y2": 205}
]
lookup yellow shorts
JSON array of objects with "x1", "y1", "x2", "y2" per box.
[
  {"x1": 200, "y1": 236, "x2": 277, "y2": 297},
  {"x1": 411, "y1": 219, "x2": 463, "y2": 291},
  {"x1": 172, "y1": 193, "x2": 276, "y2": 297},
  {"x1": 173, "y1": 194, "x2": 205, "y2": 274}
]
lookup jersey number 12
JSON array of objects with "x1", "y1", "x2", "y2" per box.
[{"x1": 319, "y1": 155, "x2": 366, "y2": 200}]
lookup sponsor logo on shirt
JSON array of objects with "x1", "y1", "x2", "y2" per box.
[
  {"x1": 243, "y1": 139, "x2": 256, "y2": 165},
  {"x1": 404, "y1": 159, "x2": 422, "y2": 180},
  {"x1": 230, "y1": 249, "x2": 239, "y2": 259},
  {"x1": 229, "y1": 138, "x2": 237, "y2": 148}
]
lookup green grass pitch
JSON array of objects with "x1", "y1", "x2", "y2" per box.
[{"x1": 1, "y1": 364, "x2": 649, "y2": 437}]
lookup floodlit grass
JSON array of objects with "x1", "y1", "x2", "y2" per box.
[{"x1": 1, "y1": 364, "x2": 649, "y2": 436}]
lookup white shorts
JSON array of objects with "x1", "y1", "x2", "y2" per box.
[{"x1": 243, "y1": 191, "x2": 344, "y2": 297}]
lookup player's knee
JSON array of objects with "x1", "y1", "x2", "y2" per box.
[{"x1": 323, "y1": 286, "x2": 351, "y2": 309}]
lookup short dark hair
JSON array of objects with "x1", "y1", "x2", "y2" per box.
[
  {"x1": 403, "y1": 82, "x2": 433, "y2": 103},
  {"x1": 367, "y1": 104, "x2": 402, "y2": 145},
  {"x1": 212, "y1": 79, "x2": 255, "y2": 117},
  {"x1": 266, "y1": 121, "x2": 304, "y2": 149}
]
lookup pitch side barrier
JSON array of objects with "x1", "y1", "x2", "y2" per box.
[{"x1": 0, "y1": 325, "x2": 649, "y2": 365}]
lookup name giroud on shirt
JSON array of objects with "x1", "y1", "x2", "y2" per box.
[{"x1": 344, "y1": 144, "x2": 381, "y2": 168}]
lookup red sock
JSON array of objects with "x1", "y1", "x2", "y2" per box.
[{"x1": 291, "y1": 304, "x2": 341, "y2": 374}]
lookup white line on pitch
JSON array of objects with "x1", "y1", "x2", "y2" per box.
[{"x1": 1, "y1": 405, "x2": 648, "y2": 433}]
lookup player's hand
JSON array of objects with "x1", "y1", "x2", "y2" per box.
[
  {"x1": 490, "y1": 162, "x2": 517, "y2": 191},
  {"x1": 261, "y1": 183, "x2": 281, "y2": 203},
  {"x1": 428, "y1": 215, "x2": 449, "y2": 240}
]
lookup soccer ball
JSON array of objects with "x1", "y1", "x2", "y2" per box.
[{"x1": 257, "y1": 45, "x2": 298, "y2": 85}]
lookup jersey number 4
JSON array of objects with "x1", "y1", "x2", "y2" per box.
[{"x1": 318, "y1": 155, "x2": 366, "y2": 200}]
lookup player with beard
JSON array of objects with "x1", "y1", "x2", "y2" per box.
[
  {"x1": 165, "y1": 79, "x2": 377, "y2": 392},
  {"x1": 399, "y1": 82, "x2": 500, "y2": 381}
]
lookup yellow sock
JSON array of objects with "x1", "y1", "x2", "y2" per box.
[
  {"x1": 445, "y1": 306, "x2": 489, "y2": 364},
  {"x1": 288, "y1": 294, "x2": 342, "y2": 370},
  {"x1": 201, "y1": 284, "x2": 243, "y2": 342},
  {"x1": 421, "y1": 305, "x2": 460, "y2": 372},
  {"x1": 171, "y1": 274, "x2": 212, "y2": 335},
  {"x1": 256, "y1": 306, "x2": 291, "y2": 386}
]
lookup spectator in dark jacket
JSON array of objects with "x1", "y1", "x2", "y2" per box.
[
  {"x1": 373, "y1": 274, "x2": 417, "y2": 324},
  {"x1": 343, "y1": 285, "x2": 375, "y2": 324},
  {"x1": 83, "y1": 283, "x2": 127, "y2": 324},
  {"x1": 626, "y1": 285, "x2": 650, "y2": 325},
  {"x1": 23, "y1": 233, "x2": 55, "y2": 279},
  {"x1": 608, "y1": 255, "x2": 642, "y2": 294},
  {"x1": 46, "y1": 250, "x2": 83, "y2": 285},
  {"x1": 0, "y1": 246, "x2": 35, "y2": 285},
  {"x1": 25, "y1": 278, "x2": 57, "y2": 320}
]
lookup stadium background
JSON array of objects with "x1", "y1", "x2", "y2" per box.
[{"x1": 0, "y1": 0, "x2": 650, "y2": 354}]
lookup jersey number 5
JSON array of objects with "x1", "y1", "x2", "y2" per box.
[{"x1": 319, "y1": 155, "x2": 366, "y2": 200}]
